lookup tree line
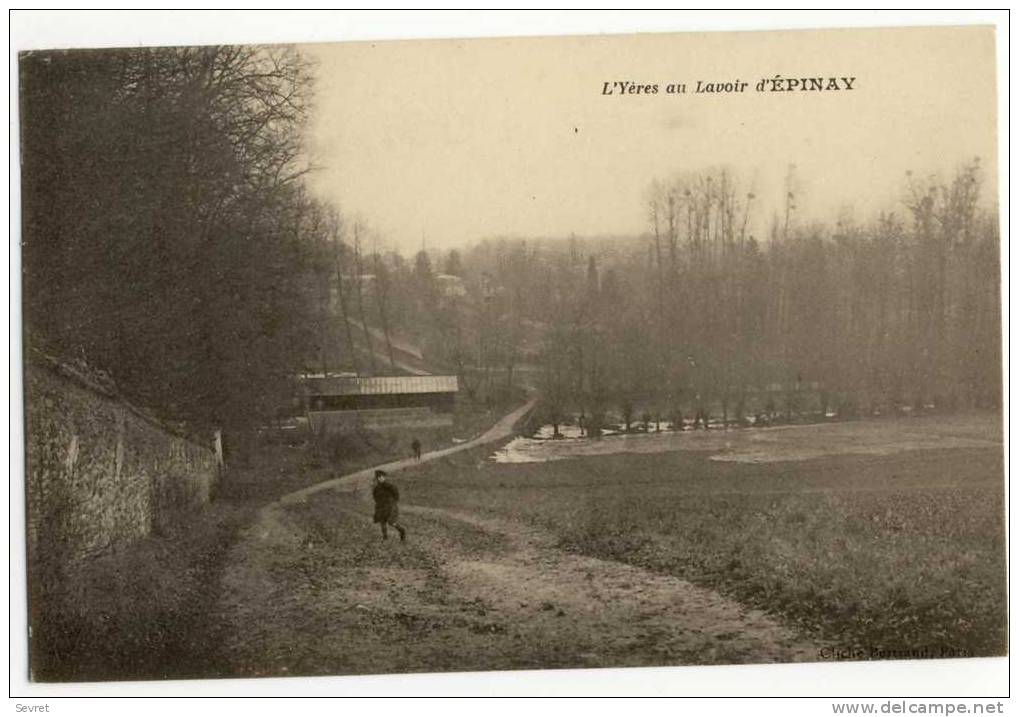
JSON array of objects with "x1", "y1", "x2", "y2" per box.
[
  {"x1": 22, "y1": 46, "x2": 338, "y2": 435},
  {"x1": 351, "y1": 156, "x2": 1001, "y2": 434},
  {"x1": 528, "y1": 162, "x2": 1001, "y2": 431}
]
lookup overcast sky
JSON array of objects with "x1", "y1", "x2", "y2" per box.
[{"x1": 301, "y1": 25, "x2": 997, "y2": 254}]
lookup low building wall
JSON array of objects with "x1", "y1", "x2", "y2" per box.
[{"x1": 308, "y1": 407, "x2": 454, "y2": 432}]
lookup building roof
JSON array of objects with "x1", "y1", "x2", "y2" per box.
[{"x1": 302, "y1": 375, "x2": 458, "y2": 396}]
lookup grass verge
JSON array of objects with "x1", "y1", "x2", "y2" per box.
[
  {"x1": 401, "y1": 434, "x2": 1006, "y2": 658},
  {"x1": 29, "y1": 502, "x2": 252, "y2": 682}
]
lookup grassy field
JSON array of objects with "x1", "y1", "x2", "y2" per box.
[
  {"x1": 401, "y1": 418, "x2": 1006, "y2": 659},
  {"x1": 221, "y1": 394, "x2": 523, "y2": 504}
]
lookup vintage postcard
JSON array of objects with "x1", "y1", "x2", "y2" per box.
[{"x1": 17, "y1": 21, "x2": 1004, "y2": 689}]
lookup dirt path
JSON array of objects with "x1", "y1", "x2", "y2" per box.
[
  {"x1": 279, "y1": 397, "x2": 538, "y2": 505},
  {"x1": 365, "y1": 326, "x2": 431, "y2": 375},
  {"x1": 213, "y1": 396, "x2": 822, "y2": 676},
  {"x1": 406, "y1": 505, "x2": 817, "y2": 666},
  {"x1": 216, "y1": 479, "x2": 816, "y2": 677}
]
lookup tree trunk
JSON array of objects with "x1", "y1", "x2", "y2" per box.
[
  {"x1": 373, "y1": 255, "x2": 397, "y2": 372},
  {"x1": 333, "y1": 254, "x2": 360, "y2": 375},
  {"x1": 352, "y1": 224, "x2": 377, "y2": 374}
]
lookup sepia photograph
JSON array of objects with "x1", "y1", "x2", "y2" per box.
[{"x1": 13, "y1": 13, "x2": 1007, "y2": 696}]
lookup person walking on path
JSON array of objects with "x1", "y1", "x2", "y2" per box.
[
  {"x1": 372, "y1": 469, "x2": 407, "y2": 541},
  {"x1": 411, "y1": 438, "x2": 422, "y2": 460}
]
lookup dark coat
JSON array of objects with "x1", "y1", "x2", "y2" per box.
[{"x1": 372, "y1": 480, "x2": 400, "y2": 523}]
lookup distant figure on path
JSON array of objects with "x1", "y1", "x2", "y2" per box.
[
  {"x1": 411, "y1": 438, "x2": 422, "y2": 460},
  {"x1": 372, "y1": 469, "x2": 407, "y2": 541}
]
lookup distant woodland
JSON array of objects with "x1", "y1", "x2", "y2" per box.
[{"x1": 21, "y1": 46, "x2": 1001, "y2": 437}]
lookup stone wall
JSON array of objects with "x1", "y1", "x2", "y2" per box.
[{"x1": 25, "y1": 357, "x2": 219, "y2": 573}]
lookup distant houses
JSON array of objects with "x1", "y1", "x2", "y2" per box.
[
  {"x1": 434, "y1": 273, "x2": 467, "y2": 298},
  {"x1": 329, "y1": 273, "x2": 467, "y2": 311}
]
